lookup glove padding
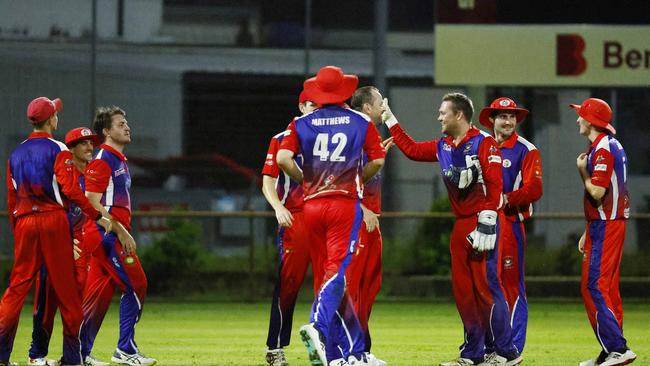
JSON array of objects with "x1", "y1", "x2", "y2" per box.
[
  {"x1": 468, "y1": 210, "x2": 497, "y2": 251},
  {"x1": 381, "y1": 98, "x2": 398, "y2": 128},
  {"x1": 444, "y1": 155, "x2": 483, "y2": 189}
]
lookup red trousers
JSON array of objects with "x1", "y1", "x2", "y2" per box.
[
  {"x1": 266, "y1": 211, "x2": 322, "y2": 349},
  {"x1": 581, "y1": 220, "x2": 628, "y2": 353},
  {"x1": 450, "y1": 214, "x2": 515, "y2": 360},
  {"x1": 346, "y1": 222, "x2": 382, "y2": 352},
  {"x1": 80, "y1": 226, "x2": 148, "y2": 358},
  {"x1": 30, "y1": 240, "x2": 89, "y2": 359},
  {"x1": 0, "y1": 211, "x2": 83, "y2": 364}
]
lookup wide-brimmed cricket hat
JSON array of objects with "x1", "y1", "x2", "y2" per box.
[
  {"x1": 27, "y1": 97, "x2": 63, "y2": 124},
  {"x1": 478, "y1": 97, "x2": 529, "y2": 129},
  {"x1": 303, "y1": 66, "x2": 358, "y2": 105},
  {"x1": 569, "y1": 98, "x2": 616, "y2": 135}
]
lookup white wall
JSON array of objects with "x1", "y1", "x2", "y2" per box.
[{"x1": 0, "y1": 0, "x2": 162, "y2": 42}]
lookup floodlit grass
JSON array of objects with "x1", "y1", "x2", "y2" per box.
[{"x1": 6, "y1": 300, "x2": 649, "y2": 365}]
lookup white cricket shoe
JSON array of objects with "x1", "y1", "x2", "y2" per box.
[
  {"x1": 580, "y1": 350, "x2": 608, "y2": 366},
  {"x1": 110, "y1": 349, "x2": 157, "y2": 366},
  {"x1": 480, "y1": 352, "x2": 522, "y2": 366},
  {"x1": 27, "y1": 357, "x2": 59, "y2": 366},
  {"x1": 599, "y1": 349, "x2": 637, "y2": 366},
  {"x1": 365, "y1": 352, "x2": 387, "y2": 366},
  {"x1": 84, "y1": 354, "x2": 109, "y2": 366},
  {"x1": 440, "y1": 358, "x2": 477, "y2": 366},
  {"x1": 266, "y1": 348, "x2": 289, "y2": 366},
  {"x1": 299, "y1": 323, "x2": 327, "y2": 366},
  {"x1": 330, "y1": 359, "x2": 349, "y2": 366},
  {"x1": 348, "y1": 353, "x2": 370, "y2": 366}
]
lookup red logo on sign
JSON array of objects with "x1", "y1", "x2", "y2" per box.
[{"x1": 556, "y1": 34, "x2": 587, "y2": 76}]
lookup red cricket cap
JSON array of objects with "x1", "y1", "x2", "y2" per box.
[
  {"x1": 65, "y1": 127, "x2": 100, "y2": 147},
  {"x1": 303, "y1": 66, "x2": 358, "y2": 105},
  {"x1": 298, "y1": 89, "x2": 311, "y2": 104},
  {"x1": 27, "y1": 97, "x2": 63, "y2": 124},
  {"x1": 569, "y1": 98, "x2": 616, "y2": 135},
  {"x1": 478, "y1": 97, "x2": 529, "y2": 129}
]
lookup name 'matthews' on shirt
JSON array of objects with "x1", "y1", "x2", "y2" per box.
[{"x1": 311, "y1": 116, "x2": 350, "y2": 126}]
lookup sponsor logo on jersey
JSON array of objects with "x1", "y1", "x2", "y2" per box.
[
  {"x1": 65, "y1": 159, "x2": 74, "y2": 165},
  {"x1": 488, "y1": 155, "x2": 502, "y2": 164},
  {"x1": 115, "y1": 167, "x2": 126, "y2": 177},
  {"x1": 489, "y1": 146, "x2": 498, "y2": 153},
  {"x1": 502, "y1": 159, "x2": 511, "y2": 168},
  {"x1": 349, "y1": 240, "x2": 356, "y2": 253},
  {"x1": 596, "y1": 155, "x2": 605, "y2": 163},
  {"x1": 324, "y1": 174, "x2": 335, "y2": 186},
  {"x1": 443, "y1": 143, "x2": 452, "y2": 151},
  {"x1": 594, "y1": 163, "x2": 607, "y2": 171},
  {"x1": 463, "y1": 141, "x2": 474, "y2": 153}
]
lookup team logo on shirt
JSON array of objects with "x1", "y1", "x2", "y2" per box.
[
  {"x1": 115, "y1": 167, "x2": 126, "y2": 177},
  {"x1": 502, "y1": 159, "x2": 511, "y2": 168},
  {"x1": 65, "y1": 159, "x2": 74, "y2": 165},
  {"x1": 324, "y1": 174, "x2": 335, "y2": 186},
  {"x1": 503, "y1": 256, "x2": 514, "y2": 269},
  {"x1": 443, "y1": 143, "x2": 452, "y2": 151},
  {"x1": 463, "y1": 141, "x2": 473, "y2": 154}
]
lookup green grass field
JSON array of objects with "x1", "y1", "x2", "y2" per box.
[{"x1": 8, "y1": 300, "x2": 648, "y2": 365}]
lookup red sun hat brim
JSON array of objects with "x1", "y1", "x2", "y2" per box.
[
  {"x1": 303, "y1": 66, "x2": 359, "y2": 105},
  {"x1": 570, "y1": 104, "x2": 616, "y2": 135},
  {"x1": 478, "y1": 107, "x2": 529, "y2": 129}
]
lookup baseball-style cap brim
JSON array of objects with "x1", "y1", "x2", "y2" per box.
[
  {"x1": 478, "y1": 107, "x2": 528, "y2": 129},
  {"x1": 27, "y1": 97, "x2": 63, "y2": 124},
  {"x1": 570, "y1": 104, "x2": 616, "y2": 135}
]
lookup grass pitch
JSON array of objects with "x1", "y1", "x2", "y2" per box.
[{"x1": 7, "y1": 300, "x2": 649, "y2": 365}]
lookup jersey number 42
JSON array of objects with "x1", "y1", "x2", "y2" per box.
[{"x1": 313, "y1": 133, "x2": 347, "y2": 162}]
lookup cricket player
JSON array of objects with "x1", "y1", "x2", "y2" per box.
[
  {"x1": 79, "y1": 106, "x2": 156, "y2": 366},
  {"x1": 383, "y1": 93, "x2": 522, "y2": 366},
  {"x1": 263, "y1": 90, "x2": 323, "y2": 366},
  {"x1": 277, "y1": 65, "x2": 385, "y2": 366},
  {"x1": 478, "y1": 97, "x2": 543, "y2": 355},
  {"x1": 2, "y1": 97, "x2": 112, "y2": 366},
  {"x1": 29, "y1": 127, "x2": 105, "y2": 366},
  {"x1": 342, "y1": 86, "x2": 393, "y2": 366},
  {"x1": 572, "y1": 98, "x2": 636, "y2": 366}
]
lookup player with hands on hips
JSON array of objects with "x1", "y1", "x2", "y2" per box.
[
  {"x1": 571, "y1": 98, "x2": 636, "y2": 366},
  {"x1": 383, "y1": 94, "x2": 521, "y2": 366}
]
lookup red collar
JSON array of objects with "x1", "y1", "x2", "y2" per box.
[
  {"x1": 443, "y1": 127, "x2": 480, "y2": 148},
  {"x1": 590, "y1": 133, "x2": 608, "y2": 150},
  {"x1": 100, "y1": 143, "x2": 127, "y2": 161},
  {"x1": 498, "y1": 132, "x2": 519, "y2": 149},
  {"x1": 28, "y1": 131, "x2": 53, "y2": 139}
]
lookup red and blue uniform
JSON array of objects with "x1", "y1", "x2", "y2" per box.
[
  {"x1": 581, "y1": 133, "x2": 630, "y2": 354},
  {"x1": 389, "y1": 124, "x2": 518, "y2": 361},
  {"x1": 30, "y1": 166, "x2": 92, "y2": 360},
  {"x1": 280, "y1": 106, "x2": 384, "y2": 361},
  {"x1": 346, "y1": 150, "x2": 383, "y2": 354},
  {"x1": 2, "y1": 132, "x2": 100, "y2": 365},
  {"x1": 263, "y1": 129, "x2": 323, "y2": 350},
  {"x1": 496, "y1": 132, "x2": 543, "y2": 354},
  {"x1": 80, "y1": 144, "x2": 148, "y2": 359}
]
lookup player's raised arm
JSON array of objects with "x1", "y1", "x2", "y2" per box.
[{"x1": 382, "y1": 98, "x2": 438, "y2": 162}]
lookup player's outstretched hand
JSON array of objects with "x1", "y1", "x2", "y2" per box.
[
  {"x1": 469, "y1": 210, "x2": 497, "y2": 251},
  {"x1": 275, "y1": 206, "x2": 294, "y2": 228},
  {"x1": 381, "y1": 98, "x2": 398, "y2": 128}
]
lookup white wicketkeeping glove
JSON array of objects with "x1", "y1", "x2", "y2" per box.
[
  {"x1": 444, "y1": 155, "x2": 483, "y2": 189},
  {"x1": 381, "y1": 98, "x2": 398, "y2": 128},
  {"x1": 468, "y1": 210, "x2": 497, "y2": 251}
]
